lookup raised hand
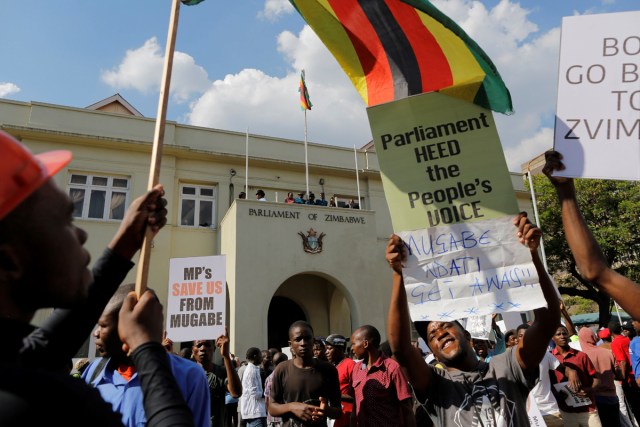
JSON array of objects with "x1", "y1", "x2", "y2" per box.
[
  {"x1": 542, "y1": 150, "x2": 573, "y2": 187},
  {"x1": 108, "y1": 184, "x2": 168, "y2": 260},
  {"x1": 513, "y1": 212, "x2": 542, "y2": 252},
  {"x1": 386, "y1": 234, "x2": 406, "y2": 275},
  {"x1": 215, "y1": 325, "x2": 231, "y2": 358},
  {"x1": 118, "y1": 289, "x2": 163, "y2": 355}
]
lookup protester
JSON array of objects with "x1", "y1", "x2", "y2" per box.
[
  {"x1": 268, "y1": 320, "x2": 342, "y2": 426},
  {"x1": 579, "y1": 327, "x2": 621, "y2": 426},
  {"x1": 193, "y1": 333, "x2": 242, "y2": 427},
  {"x1": 611, "y1": 321, "x2": 640, "y2": 426},
  {"x1": 263, "y1": 352, "x2": 288, "y2": 427},
  {"x1": 504, "y1": 329, "x2": 517, "y2": 348},
  {"x1": 350, "y1": 325, "x2": 414, "y2": 427},
  {"x1": 543, "y1": 150, "x2": 640, "y2": 319},
  {"x1": 386, "y1": 212, "x2": 560, "y2": 425},
  {"x1": 313, "y1": 338, "x2": 327, "y2": 361},
  {"x1": 239, "y1": 347, "x2": 267, "y2": 427},
  {"x1": 551, "y1": 325, "x2": 602, "y2": 426},
  {"x1": 0, "y1": 131, "x2": 193, "y2": 425},
  {"x1": 84, "y1": 283, "x2": 210, "y2": 427},
  {"x1": 324, "y1": 334, "x2": 355, "y2": 427},
  {"x1": 256, "y1": 190, "x2": 267, "y2": 201}
]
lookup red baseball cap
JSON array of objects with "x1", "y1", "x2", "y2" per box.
[
  {"x1": 598, "y1": 327, "x2": 610, "y2": 340},
  {"x1": 0, "y1": 130, "x2": 72, "y2": 220}
]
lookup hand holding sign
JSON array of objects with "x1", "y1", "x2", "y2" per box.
[
  {"x1": 386, "y1": 234, "x2": 406, "y2": 275},
  {"x1": 216, "y1": 326, "x2": 231, "y2": 358},
  {"x1": 513, "y1": 212, "x2": 542, "y2": 252}
]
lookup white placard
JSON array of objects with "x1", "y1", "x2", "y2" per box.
[
  {"x1": 527, "y1": 394, "x2": 547, "y2": 427},
  {"x1": 553, "y1": 382, "x2": 592, "y2": 407},
  {"x1": 398, "y1": 216, "x2": 546, "y2": 321},
  {"x1": 553, "y1": 11, "x2": 640, "y2": 180},
  {"x1": 165, "y1": 255, "x2": 226, "y2": 343}
]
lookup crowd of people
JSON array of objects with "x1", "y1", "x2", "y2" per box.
[
  {"x1": 239, "y1": 189, "x2": 360, "y2": 209},
  {"x1": 2, "y1": 131, "x2": 640, "y2": 427}
]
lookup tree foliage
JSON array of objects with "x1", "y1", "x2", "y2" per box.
[{"x1": 531, "y1": 175, "x2": 640, "y2": 326}]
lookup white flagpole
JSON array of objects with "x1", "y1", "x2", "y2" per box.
[
  {"x1": 304, "y1": 110, "x2": 309, "y2": 199},
  {"x1": 354, "y1": 145, "x2": 361, "y2": 208},
  {"x1": 526, "y1": 169, "x2": 548, "y2": 271},
  {"x1": 245, "y1": 127, "x2": 249, "y2": 195}
]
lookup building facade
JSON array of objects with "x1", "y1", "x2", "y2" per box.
[{"x1": 0, "y1": 96, "x2": 533, "y2": 356}]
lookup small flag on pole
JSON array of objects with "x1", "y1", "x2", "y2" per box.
[
  {"x1": 181, "y1": 0, "x2": 205, "y2": 5},
  {"x1": 299, "y1": 70, "x2": 313, "y2": 111}
]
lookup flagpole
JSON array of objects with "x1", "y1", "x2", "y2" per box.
[
  {"x1": 526, "y1": 167, "x2": 548, "y2": 271},
  {"x1": 304, "y1": 109, "x2": 309, "y2": 198},
  {"x1": 354, "y1": 145, "x2": 361, "y2": 209},
  {"x1": 135, "y1": 0, "x2": 181, "y2": 298},
  {"x1": 245, "y1": 127, "x2": 249, "y2": 196}
]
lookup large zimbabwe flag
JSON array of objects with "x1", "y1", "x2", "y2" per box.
[{"x1": 289, "y1": 0, "x2": 513, "y2": 114}]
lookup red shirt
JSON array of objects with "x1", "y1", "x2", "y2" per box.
[
  {"x1": 333, "y1": 357, "x2": 356, "y2": 427},
  {"x1": 551, "y1": 347, "x2": 597, "y2": 413},
  {"x1": 611, "y1": 335, "x2": 633, "y2": 384},
  {"x1": 351, "y1": 354, "x2": 412, "y2": 427}
]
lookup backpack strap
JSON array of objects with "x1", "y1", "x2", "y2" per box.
[{"x1": 89, "y1": 357, "x2": 110, "y2": 384}]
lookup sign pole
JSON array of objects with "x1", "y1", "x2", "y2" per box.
[{"x1": 135, "y1": 0, "x2": 181, "y2": 297}]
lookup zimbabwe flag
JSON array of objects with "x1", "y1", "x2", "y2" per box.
[{"x1": 289, "y1": 0, "x2": 513, "y2": 114}]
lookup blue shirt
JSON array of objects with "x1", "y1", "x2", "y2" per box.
[
  {"x1": 630, "y1": 336, "x2": 640, "y2": 380},
  {"x1": 83, "y1": 353, "x2": 211, "y2": 427}
]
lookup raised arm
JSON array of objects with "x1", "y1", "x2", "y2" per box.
[
  {"x1": 543, "y1": 150, "x2": 640, "y2": 319},
  {"x1": 119, "y1": 290, "x2": 194, "y2": 427},
  {"x1": 22, "y1": 185, "x2": 168, "y2": 370},
  {"x1": 385, "y1": 235, "x2": 433, "y2": 397},
  {"x1": 216, "y1": 327, "x2": 242, "y2": 398},
  {"x1": 513, "y1": 213, "x2": 560, "y2": 373}
]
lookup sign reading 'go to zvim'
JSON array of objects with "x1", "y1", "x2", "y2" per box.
[{"x1": 368, "y1": 92, "x2": 547, "y2": 321}]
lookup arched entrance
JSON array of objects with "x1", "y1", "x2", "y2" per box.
[
  {"x1": 268, "y1": 296, "x2": 306, "y2": 349},
  {"x1": 267, "y1": 273, "x2": 352, "y2": 350}
]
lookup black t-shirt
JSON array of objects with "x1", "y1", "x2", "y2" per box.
[{"x1": 271, "y1": 359, "x2": 341, "y2": 427}]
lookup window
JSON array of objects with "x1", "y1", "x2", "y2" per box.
[
  {"x1": 180, "y1": 184, "x2": 216, "y2": 228},
  {"x1": 68, "y1": 174, "x2": 130, "y2": 220}
]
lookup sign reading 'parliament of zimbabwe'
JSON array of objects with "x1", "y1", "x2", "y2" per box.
[
  {"x1": 368, "y1": 92, "x2": 547, "y2": 321},
  {"x1": 165, "y1": 255, "x2": 226, "y2": 342}
]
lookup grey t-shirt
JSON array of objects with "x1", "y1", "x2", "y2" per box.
[{"x1": 421, "y1": 347, "x2": 538, "y2": 427}]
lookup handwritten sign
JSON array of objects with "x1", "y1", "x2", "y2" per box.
[
  {"x1": 367, "y1": 92, "x2": 546, "y2": 320},
  {"x1": 166, "y1": 255, "x2": 226, "y2": 342},
  {"x1": 554, "y1": 11, "x2": 640, "y2": 180},
  {"x1": 397, "y1": 216, "x2": 546, "y2": 320}
]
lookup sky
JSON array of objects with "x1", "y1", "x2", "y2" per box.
[{"x1": 1, "y1": 0, "x2": 637, "y2": 172}]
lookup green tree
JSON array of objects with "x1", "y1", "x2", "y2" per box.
[{"x1": 531, "y1": 175, "x2": 640, "y2": 327}]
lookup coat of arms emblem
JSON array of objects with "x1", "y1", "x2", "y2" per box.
[{"x1": 298, "y1": 228, "x2": 326, "y2": 254}]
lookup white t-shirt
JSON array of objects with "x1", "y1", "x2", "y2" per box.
[{"x1": 531, "y1": 351, "x2": 560, "y2": 415}]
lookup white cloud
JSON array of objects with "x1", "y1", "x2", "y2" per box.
[
  {"x1": 504, "y1": 127, "x2": 554, "y2": 172},
  {"x1": 106, "y1": 0, "x2": 566, "y2": 167},
  {"x1": 187, "y1": 25, "x2": 372, "y2": 147},
  {"x1": 259, "y1": 0, "x2": 294, "y2": 21},
  {"x1": 0, "y1": 82, "x2": 20, "y2": 98},
  {"x1": 101, "y1": 37, "x2": 209, "y2": 103},
  {"x1": 431, "y1": 0, "x2": 562, "y2": 171}
]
